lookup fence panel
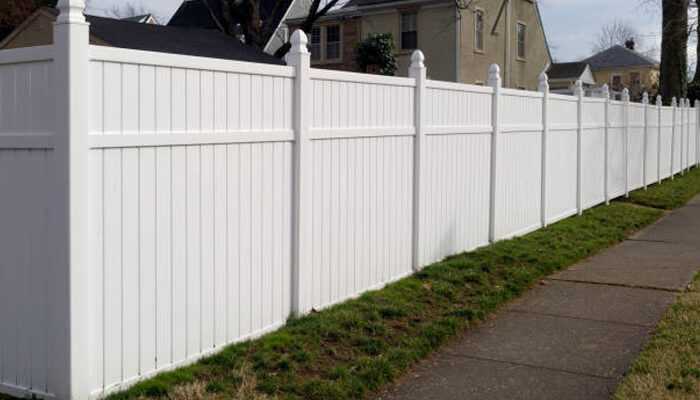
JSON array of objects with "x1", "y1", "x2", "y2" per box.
[
  {"x1": 673, "y1": 104, "x2": 682, "y2": 174},
  {"x1": 660, "y1": 106, "x2": 674, "y2": 179},
  {"x1": 581, "y1": 98, "x2": 606, "y2": 208},
  {"x1": 421, "y1": 81, "x2": 492, "y2": 265},
  {"x1": 646, "y1": 104, "x2": 660, "y2": 185},
  {"x1": 0, "y1": 48, "x2": 57, "y2": 399},
  {"x1": 545, "y1": 94, "x2": 578, "y2": 223},
  {"x1": 87, "y1": 48, "x2": 295, "y2": 394},
  {"x1": 496, "y1": 89, "x2": 544, "y2": 238},
  {"x1": 628, "y1": 103, "x2": 645, "y2": 190},
  {"x1": 608, "y1": 101, "x2": 626, "y2": 197},
  {"x1": 307, "y1": 69, "x2": 415, "y2": 310}
]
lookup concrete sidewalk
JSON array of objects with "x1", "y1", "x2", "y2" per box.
[{"x1": 377, "y1": 197, "x2": 700, "y2": 400}]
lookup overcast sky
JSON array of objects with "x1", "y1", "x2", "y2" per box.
[{"x1": 86, "y1": 0, "x2": 684, "y2": 64}]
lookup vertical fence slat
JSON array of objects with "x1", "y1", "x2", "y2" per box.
[{"x1": 575, "y1": 80, "x2": 584, "y2": 214}]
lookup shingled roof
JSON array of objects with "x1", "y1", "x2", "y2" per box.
[
  {"x1": 547, "y1": 62, "x2": 589, "y2": 80},
  {"x1": 583, "y1": 45, "x2": 658, "y2": 71},
  {"x1": 169, "y1": 0, "x2": 292, "y2": 48},
  {"x1": 33, "y1": 8, "x2": 284, "y2": 65}
]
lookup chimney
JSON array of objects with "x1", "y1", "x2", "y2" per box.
[{"x1": 625, "y1": 38, "x2": 635, "y2": 50}]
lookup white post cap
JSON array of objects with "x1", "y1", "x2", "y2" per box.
[
  {"x1": 56, "y1": 0, "x2": 86, "y2": 24},
  {"x1": 487, "y1": 64, "x2": 501, "y2": 88}
]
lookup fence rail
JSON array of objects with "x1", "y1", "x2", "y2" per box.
[{"x1": 1, "y1": 12, "x2": 699, "y2": 400}]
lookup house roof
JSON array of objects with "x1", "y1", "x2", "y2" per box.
[
  {"x1": 22, "y1": 8, "x2": 283, "y2": 65},
  {"x1": 121, "y1": 14, "x2": 157, "y2": 24},
  {"x1": 547, "y1": 62, "x2": 589, "y2": 80},
  {"x1": 583, "y1": 45, "x2": 659, "y2": 70},
  {"x1": 168, "y1": 0, "x2": 293, "y2": 49}
]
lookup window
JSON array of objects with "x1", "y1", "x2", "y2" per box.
[
  {"x1": 611, "y1": 74, "x2": 623, "y2": 91},
  {"x1": 516, "y1": 22, "x2": 526, "y2": 59},
  {"x1": 326, "y1": 25, "x2": 341, "y2": 60},
  {"x1": 310, "y1": 26, "x2": 321, "y2": 61},
  {"x1": 630, "y1": 72, "x2": 641, "y2": 86},
  {"x1": 401, "y1": 12, "x2": 417, "y2": 50},
  {"x1": 309, "y1": 25, "x2": 342, "y2": 63},
  {"x1": 474, "y1": 9, "x2": 484, "y2": 51}
]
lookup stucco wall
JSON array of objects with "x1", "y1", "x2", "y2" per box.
[
  {"x1": 593, "y1": 66, "x2": 660, "y2": 99},
  {"x1": 361, "y1": 4, "x2": 456, "y2": 81},
  {"x1": 458, "y1": 0, "x2": 550, "y2": 90}
]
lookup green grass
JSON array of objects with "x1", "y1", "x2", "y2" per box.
[
  {"x1": 625, "y1": 167, "x2": 700, "y2": 210},
  {"x1": 613, "y1": 273, "x2": 700, "y2": 400},
  {"x1": 106, "y1": 203, "x2": 662, "y2": 400}
]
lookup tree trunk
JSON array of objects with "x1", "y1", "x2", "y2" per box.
[
  {"x1": 693, "y1": 0, "x2": 700, "y2": 84},
  {"x1": 660, "y1": 0, "x2": 689, "y2": 102}
]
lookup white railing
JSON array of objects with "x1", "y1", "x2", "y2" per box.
[{"x1": 1, "y1": 3, "x2": 700, "y2": 399}]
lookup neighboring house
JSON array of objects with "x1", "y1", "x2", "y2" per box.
[
  {"x1": 169, "y1": 0, "x2": 293, "y2": 53},
  {"x1": 282, "y1": 0, "x2": 551, "y2": 90},
  {"x1": 0, "y1": 7, "x2": 284, "y2": 65},
  {"x1": 546, "y1": 62, "x2": 596, "y2": 95},
  {"x1": 583, "y1": 42, "x2": 659, "y2": 101}
]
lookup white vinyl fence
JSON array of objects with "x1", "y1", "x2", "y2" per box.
[{"x1": 2, "y1": 4, "x2": 700, "y2": 400}]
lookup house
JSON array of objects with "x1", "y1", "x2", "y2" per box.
[
  {"x1": 583, "y1": 40, "x2": 659, "y2": 100},
  {"x1": 0, "y1": 7, "x2": 284, "y2": 65},
  {"x1": 281, "y1": 0, "x2": 552, "y2": 90},
  {"x1": 546, "y1": 62, "x2": 596, "y2": 95},
  {"x1": 168, "y1": 0, "x2": 293, "y2": 53}
]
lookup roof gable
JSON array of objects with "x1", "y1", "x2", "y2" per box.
[{"x1": 584, "y1": 45, "x2": 658, "y2": 70}]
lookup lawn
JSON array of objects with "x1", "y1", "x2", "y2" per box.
[
  {"x1": 613, "y1": 273, "x2": 700, "y2": 400},
  {"x1": 105, "y1": 202, "x2": 662, "y2": 400},
  {"x1": 625, "y1": 167, "x2": 700, "y2": 210}
]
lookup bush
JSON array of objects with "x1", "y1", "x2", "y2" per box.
[{"x1": 355, "y1": 33, "x2": 398, "y2": 76}]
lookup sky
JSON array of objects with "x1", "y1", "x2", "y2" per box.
[{"x1": 86, "y1": 0, "x2": 688, "y2": 64}]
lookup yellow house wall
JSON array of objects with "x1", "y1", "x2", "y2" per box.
[
  {"x1": 458, "y1": 0, "x2": 550, "y2": 89},
  {"x1": 593, "y1": 66, "x2": 660, "y2": 96},
  {"x1": 360, "y1": 4, "x2": 457, "y2": 81}
]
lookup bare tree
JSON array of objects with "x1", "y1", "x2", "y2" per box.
[
  {"x1": 592, "y1": 20, "x2": 640, "y2": 53},
  {"x1": 271, "y1": 0, "x2": 342, "y2": 58}
]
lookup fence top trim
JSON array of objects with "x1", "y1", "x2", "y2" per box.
[
  {"x1": 89, "y1": 45, "x2": 295, "y2": 78},
  {"x1": 309, "y1": 68, "x2": 416, "y2": 87},
  {"x1": 425, "y1": 79, "x2": 493, "y2": 94},
  {"x1": 0, "y1": 45, "x2": 54, "y2": 65}
]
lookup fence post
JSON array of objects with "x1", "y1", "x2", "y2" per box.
[
  {"x1": 574, "y1": 80, "x2": 584, "y2": 215},
  {"x1": 603, "y1": 84, "x2": 611, "y2": 205},
  {"x1": 622, "y1": 88, "x2": 630, "y2": 197},
  {"x1": 642, "y1": 92, "x2": 649, "y2": 189},
  {"x1": 671, "y1": 97, "x2": 677, "y2": 179},
  {"x1": 539, "y1": 72, "x2": 549, "y2": 227},
  {"x1": 409, "y1": 51, "x2": 426, "y2": 271},
  {"x1": 657, "y1": 95, "x2": 662, "y2": 184},
  {"x1": 287, "y1": 30, "x2": 312, "y2": 316},
  {"x1": 488, "y1": 64, "x2": 502, "y2": 243},
  {"x1": 53, "y1": 0, "x2": 91, "y2": 398}
]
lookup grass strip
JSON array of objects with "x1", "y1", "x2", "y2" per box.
[
  {"x1": 105, "y1": 203, "x2": 661, "y2": 400},
  {"x1": 613, "y1": 273, "x2": 700, "y2": 400},
  {"x1": 625, "y1": 167, "x2": 700, "y2": 210}
]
